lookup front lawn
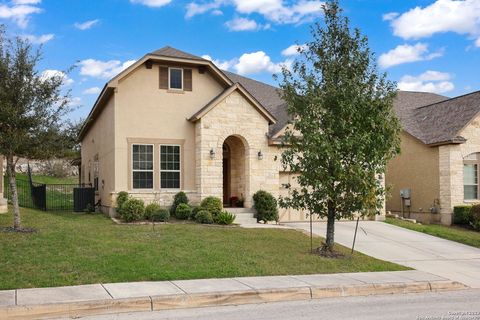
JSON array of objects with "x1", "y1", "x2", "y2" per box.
[
  {"x1": 386, "y1": 218, "x2": 480, "y2": 248},
  {"x1": 15, "y1": 173, "x2": 78, "y2": 184},
  {"x1": 0, "y1": 208, "x2": 407, "y2": 290}
]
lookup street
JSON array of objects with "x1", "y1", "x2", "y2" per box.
[{"x1": 67, "y1": 289, "x2": 480, "y2": 320}]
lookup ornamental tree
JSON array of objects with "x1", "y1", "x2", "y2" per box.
[
  {"x1": 0, "y1": 26, "x2": 72, "y2": 230},
  {"x1": 278, "y1": 1, "x2": 401, "y2": 253}
]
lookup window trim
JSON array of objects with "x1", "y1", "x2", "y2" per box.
[
  {"x1": 464, "y1": 153, "x2": 480, "y2": 201},
  {"x1": 168, "y1": 67, "x2": 183, "y2": 91},
  {"x1": 131, "y1": 143, "x2": 155, "y2": 190},
  {"x1": 160, "y1": 144, "x2": 181, "y2": 190}
]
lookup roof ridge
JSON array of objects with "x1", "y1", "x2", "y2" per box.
[{"x1": 415, "y1": 89, "x2": 480, "y2": 110}]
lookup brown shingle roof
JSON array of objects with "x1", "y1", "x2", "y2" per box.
[
  {"x1": 393, "y1": 91, "x2": 449, "y2": 144},
  {"x1": 150, "y1": 46, "x2": 207, "y2": 61},
  {"x1": 410, "y1": 91, "x2": 480, "y2": 145}
]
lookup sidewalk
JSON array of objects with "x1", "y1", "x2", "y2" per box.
[{"x1": 0, "y1": 270, "x2": 466, "y2": 320}]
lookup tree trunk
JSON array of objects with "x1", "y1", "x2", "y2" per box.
[
  {"x1": 325, "y1": 200, "x2": 335, "y2": 251},
  {"x1": 6, "y1": 155, "x2": 21, "y2": 229}
]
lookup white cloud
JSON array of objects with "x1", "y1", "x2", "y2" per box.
[
  {"x1": 186, "y1": 0, "x2": 223, "y2": 18},
  {"x1": 476, "y1": 38, "x2": 480, "y2": 47},
  {"x1": 225, "y1": 17, "x2": 269, "y2": 31},
  {"x1": 82, "y1": 87, "x2": 102, "y2": 95},
  {"x1": 41, "y1": 69, "x2": 74, "y2": 86},
  {"x1": 74, "y1": 19, "x2": 99, "y2": 30},
  {"x1": 234, "y1": 51, "x2": 291, "y2": 75},
  {"x1": 186, "y1": 0, "x2": 323, "y2": 24},
  {"x1": 379, "y1": 43, "x2": 443, "y2": 68},
  {"x1": 12, "y1": 0, "x2": 41, "y2": 4},
  {"x1": 382, "y1": 12, "x2": 398, "y2": 21},
  {"x1": 388, "y1": 0, "x2": 480, "y2": 46},
  {"x1": 68, "y1": 97, "x2": 82, "y2": 107},
  {"x1": 21, "y1": 33, "x2": 54, "y2": 44},
  {"x1": 203, "y1": 51, "x2": 291, "y2": 75},
  {"x1": 130, "y1": 0, "x2": 171, "y2": 8},
  {"x1": 281, "y1": 44, "x2": 307, "y2": 56},
  {"x1": 78, "y1": 59, "x2": 137, "y2": 79},
  {"x1": 201, "y1": 54, "x2": 236, "y2": 70},
  {"x1": 0, "y1": 3, "x2": 42, "y2": 28},
  {"x1": 398, "y1": 70, "x2": 454, "y2": 94}
]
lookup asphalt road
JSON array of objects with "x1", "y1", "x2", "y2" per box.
[{"x1": 69, "y1": 289, "x2": 480, "y2": 320}]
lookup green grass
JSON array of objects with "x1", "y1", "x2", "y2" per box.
[
  {"x1": 15, "y1": 173, "x2": 78, "y2": 184},
  {"x1": 0, "y1": 208, "x2": 407, "y2": 289},
  {"x1": 386, "y1": 218, "x2": 480, "y2": 248}
]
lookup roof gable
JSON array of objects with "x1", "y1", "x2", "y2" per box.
[
  {"x1": 188, "y1": 83, "x2": 277, "y2": 124},
  {"x1": 394, "y1": 90, "x2": 480, "y2": 145}
]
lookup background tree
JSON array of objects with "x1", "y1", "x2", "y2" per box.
[
  {"x1": 0, "y1": 25, "x2": 72, "y2": 230},
  {"x1": 278, "y1": 0, "x2": 401, "y2": 253}
]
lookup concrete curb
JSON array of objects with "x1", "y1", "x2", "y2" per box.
[{"x1": 0, "y1": 280, "x2": 467, "y2": 320}]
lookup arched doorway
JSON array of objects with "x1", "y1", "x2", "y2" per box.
[{"x1": 222, "y1": 135, "x2": 247, "y2": 207}]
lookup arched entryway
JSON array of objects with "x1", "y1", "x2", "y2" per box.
[{"x1": 222, "y1": 135, "x2": 247, "y2": 207}]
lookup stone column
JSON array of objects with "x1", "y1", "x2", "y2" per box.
[
  {"x1": 439, "y1": 145, "x2": 463, "y2": 225},
  {"x1": 0, "y1": 156, "x2": 7, "y2": 213}
]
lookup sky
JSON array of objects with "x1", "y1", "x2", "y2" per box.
[{"x1": 1, "y1": 0, "x2": 479, "y2": 121}]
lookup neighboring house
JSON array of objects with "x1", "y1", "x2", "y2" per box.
[
  {"x1": 386, "y1": 90, "x2": 480, "y2": 225},
  {"x1": 79, "y1": 46, "x2": 387, "y2": 222}
]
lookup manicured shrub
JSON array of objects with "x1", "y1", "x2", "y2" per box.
[
  {"x1": 170, "y1": 191, "x2": 189, "y2": 215},
  {"x1": 196, "y1": 210, "x2": 213, "y2": 224},
  {"x1": 144, "y1": 203, "x2": 162, "y2": 220},
  {"x1": 200, "y1": 196, "x2": 223, "y2": 218},
  {"x1": 470, "y1": 204, "x2": 480, "y2": 231},
  {"x1": 216, "y1": 211, "x2": 236, "y2": 225},
  {"x1": 151, "y1": 208, "x2": 170, "y2": 222},
  {"x1": 120, "y1": 198, "x2": 145, "y2": 222},
  {"x1": 253, "y1": 190, "x2": 279, "y2": 223},
  {"x1": 191, "y1": 206, "x2": 201, "y2": 220},
  {"x1": 453, "y1": 205, "x2": 472, "y2": 225},
  {"x1": 116, "y1": 191, "x2": 129, "y2": 213},
  {"x1": 175, "y1": 203, "x2": 192, "y2": 220}
]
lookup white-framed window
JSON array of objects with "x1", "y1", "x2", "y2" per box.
[
  {"x1": 464, "y1": 153, "x2": 480, "y2": 200},
  {"x1": 132, "y1": 144, "x2": 154, "y2": 189},
  {"x1": 160, "y1": 145, "x2": 181, "y2": 189},
  {"x1": 169, "y1": 68, "x2": 183, "y2": 90}
]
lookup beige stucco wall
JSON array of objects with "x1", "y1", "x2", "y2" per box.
[
  {"x1": 386, "y1": 131, "x2": 440, "y2": 224},
  {"x1": 112, "y1": 64, "x2": 225, "y2": 206},
  {"x1": 80, "y1": 96, "x2": 116, "y2": 209},
  {"x1": 439, "y1": 114, "x2": 480, "y2": 225},
  {"x1": 195, "y1": 90, "x2": 279, "y2": 208}
]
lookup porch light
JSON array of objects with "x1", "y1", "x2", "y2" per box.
[
  {"x1": 258, "y1": 151, "x2": 263, "y2": 160},
  {"x1": 210, "y1": 148, "x2": 216, "y2": 160}
]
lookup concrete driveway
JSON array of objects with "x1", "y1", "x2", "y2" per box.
[{"x1": 285, "y1": 221, "x2": 480, "y2": 288}]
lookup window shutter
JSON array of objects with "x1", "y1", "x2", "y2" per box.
[
  {"x1": 159, "y1": 66, "x2": 168, "y2": 89},
  {"x1": 184, "y1": 69, "x2": 192, "y2": 91}
]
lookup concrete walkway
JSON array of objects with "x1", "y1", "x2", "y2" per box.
[
  {"x1": 286, "y1": 221, "x2": 480, "y2": 288},
  {"x1": 0, "y1": 271, "x2": 464, "y2": 319}
]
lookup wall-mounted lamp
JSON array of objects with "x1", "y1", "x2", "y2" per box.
[
  {"x1": 258, "y1": 151, "x2": 263, "y2": 160},
  {"x1": 210, "y1": 148, "x2": 216, "y2": 160}
]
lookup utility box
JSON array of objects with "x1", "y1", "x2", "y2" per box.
[{"x1": 400, "y1": 189, "x2": 411, "y2": 199}]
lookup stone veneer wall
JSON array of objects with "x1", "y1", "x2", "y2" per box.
[
  {"x1": 195, "y1": 90, "x2": 279, "y2": 207},
  {"x1": 439, "y1": 115, "x2": 480, "y2": 225}
]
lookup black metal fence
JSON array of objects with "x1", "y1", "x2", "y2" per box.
[{"x1": 3, "y1": 176, "x2": 93, "y2": 211}]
